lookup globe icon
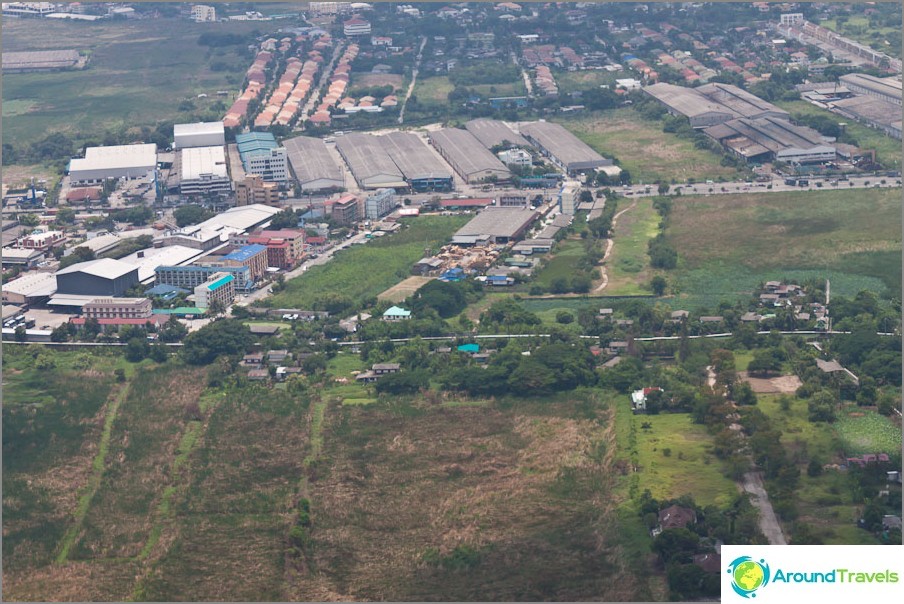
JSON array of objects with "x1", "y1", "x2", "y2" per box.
[{"x1": 733, "y1": 560, "x2": 765, "y2": 593}]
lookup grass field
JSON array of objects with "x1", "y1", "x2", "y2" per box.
[
  {"x1": 531, "y1": 239, "x2": 588, "y2": 290},
  {"x1": 265, "y1": 216, "x2": 469, "y2": 312},
  {"x1": 284, "y1": 396, "x2": 653, "y2": 601},
  {"x1": 665, "y1": 188, "x2": 902, "y2": 309},
  {"x1": 834, "y1": 408, "x2": 902, "y2": 455},
  {"x1": 557, "y1": 108, "x2": 741, "y2": 183},
  {"x1": 605, "y1": 198, "x2": 661, "y2": 296},
  {"x1": 776, "y1": 100, "x2": 902, "y2": 171},
  {"x1": 554, "y1": 69, "x2": 618, "y2": 94},
  {"x1": 413, "y1": 75, "x2": 455, "y2": 105},
  {"x1": 614, "y1": 402, "x2": 738, "y2": 508},
  {"x1": 1, "y1": 17, "x2": 263, "y2": 151},
  {"x1": 471, "y1": 81, "x2": 526, "y2": 97}
]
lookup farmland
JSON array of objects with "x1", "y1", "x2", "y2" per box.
[
  {"x1": 835, "y1": 408, "x2": 902, "y2": 455},
  {"x1": 264, "y1": 216, "x2": 469, "y2": 313},
  {"x1": 1, "y1": 17, "x2": 263, "y2": 152},
  {"x1": 664, "y1": 188, "x2": 902, "y2": 309},
  {"x1": 557, "y1": 108, "x2": 741, "y2": 183}
]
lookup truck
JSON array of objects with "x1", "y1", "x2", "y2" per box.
[{"x1": 784, "y1": 178, "x2": 797, "y2": 186}]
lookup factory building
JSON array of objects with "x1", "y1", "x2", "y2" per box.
[
  {"x1": 364, "y1": 188, "x2": 399, "y2": 220},
  {"x1": 452, "y1": 207, "x2": 538, "y2": 245},
  {"x1": 54, "y1": 258, "x2": 140, "y2": 298},
  {"x1": 519, "y1": 121, "x2": 612, "y2": 175},
  {"x1": 830, "y1": 96, "x2": 902, "y2": 140},
  {"x1": 174, "y1": 121, "x2": 226, "y2": 149},
  {"x1": 428, "y1": 128, "x2": 511, "y2": 184},
  {"x1": 464, "y1": 118, "x2": 530, "y2": 149},
  {"x1": 283, "y1": 135, "x2": 345, "y2": 192},
  {"x1": 179, "y1": 146, "x2": 231, "y2": 197},
  {"x1": 235, "y1": 132, "x2": 288, "y2": 182},
  {"x1": 335, "y1": 133, "x2": 407, "y2": 189},
  {"x1": 194, "y1": 272, "x2": 235, "y2": 309},
  {"x1": 704, "y1": 116, "x2": 836, "y2": 164},
  {"x1": 643, "y1": 82, "x2": 789, "y2": 128},
  {"x1": 68, "y1": 143, "x2": 157, "y2": 185},
  {"x1": 839, "y1": 74, "x2": 902, "y2": 106},
  {"x1": 380, "y1": 132, "x2": 453, "y2": 192}
]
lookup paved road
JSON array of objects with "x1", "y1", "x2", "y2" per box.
[
  {"x1": 298, "y1": 41, "x2": 345, "y2": 124},
  {"x1": 620, "y1": 175, "x2": 900, "y2": 199},
  {"x1": 740, "y1": 471, "x2": 788, "y2": 545}
]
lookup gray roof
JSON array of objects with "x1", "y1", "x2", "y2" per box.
[
  {"x1": 831, "y1": 95, "x2": 903, "y2": 129},
  {"x1": 839, "y1": 73, "x2": 902, "y2": 102},
  {"x1": 816, "y1": 358, "x2": 844, "y2": 373},
  {"x1": 705, "y1": 116, "x2": 830, "y2": 156},
  {"x1": 379, "y1": 132, "x2": 453, "y2": 181},
  {"x1": 283, "y1": 136, "x2": 344, "y2": 188},
  {"x1": 454, "y1": 207, "x2": 538, "y2": 240},
  {"x1": 55, "y1": 258, "x2": 138, "y2": 280},
  {"x1": 428, "y1": 128, "x2": 511, "y2": 181},
  {"x1": 696, "y1": 83, "x2": 789, "y2": 119},
  {"x1": 644, "y1": 82, "x2": 738, "y2": 120},
  {"x1": 464, "y1": 118, "x2": 530, "y2": 149},
  {"x1": 335, "y1": 133, "x2": 407, "y2": 189},
  {"x1": 519, "y1": 121, "x2": 612, "y2": 171}
]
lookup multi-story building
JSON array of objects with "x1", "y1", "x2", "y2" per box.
[
  {"x1": 190, "y1": 4, "x2": 216, "y2": 22},
  {"x1": 247, "y1": 229, "x2": 306, "y2": 269},
  {"x1": 161, "y1": 227, "x2": 223, "y2": 251},
  {"x1": 179, "y1": 146, "x2": 231, "y2": 198},
  {"x1": 331, "y1": 194, "x2": 359, "y2": 226},
  {"x1": 194, "y1": 272, "x2": 235, "y2": 309},
  {"x1": 343, "y1": 17, "x2": 372, "y2": 36},
  {"x1": 16, "y1": 229, "x2": 67, "y2": 251},
  {"x1": 155, "y1": 265, "x2": 253, "y2": 292},
  {"x1": 364, "y1": 188, "x2": 398, "y2": 220},
  {"x1": 235, "y1": 174, "x2": 280, "y2": 206},
  {"x1": 497, "y1": 148, "x2": 532, "y2": 168},
  {"x1": 235, "y1": 132, "x2": 288, "y2": 183},
  {"x1": 82, "y1": 298, "x2": 153, "y2": 320},
  {"x1": 217, "y1": 244, "x2": 268, "y2": 281},
  {"x1": 498, "y1": 194, "x2": 529, "y2": 207}
]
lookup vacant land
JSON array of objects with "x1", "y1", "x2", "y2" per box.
[
  {"x1": 557, "y1": 108, "x2": 740, "y2": 183},
  {"x1": 531, "y1": 239, "x2": 587, "y2": 290},
  {"x1": 265, "y1": 216, "x2": 468, "y2": 312},
  {"x1": 286, "y1": 396, "x2": 652, "y2": 601},
  {"x1": 835, "y1": 408, "x2": 902, "y2": 455},
  {"x1": 378, "y1": 275, "x2": 433, "y2": 303},
  {"x1": 776, "y1": 100, "x2": 902, "y2": 170},
  {"x1": 604, "y1": 198, "x2": 661, "y2": 296},
  {"x1": 1, "y1": 18, "x2": 262, "y2": 152},
  {"x1": 413, "y1": 75, "x2": 455, "y2": 105},
  {"x1": 665, "y1": 188, "x2": 902, "y2": 308},
  {"x1": 553, "y1": 69, "x2": 617, "y2": 94},
  {"x1": 351, "y1": 73, "x2": 405, "y2": 92}
]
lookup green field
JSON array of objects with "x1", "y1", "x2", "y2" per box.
[
  {"x1": 1, "y1": 17, "x2": 263, "y2": 151},
  {"x1": 835, "y1": 408, "x2": 902, "y2": 455},
  {"x1": 265, "y1": 216, "x2": 468, "y2": 312},
  {"x1": 413, "y1": 75, "x2": 455, "y2": 105},
  {"x1": 819, "y1": 15, "x2": 901, "y2": 60},
  {"x1": 554, "y1": 69, "x2": 618, "y2": 94},
  {"x1": 665, "y1": 188, "x2": 902, "y2": 309},
  {"x1": 776, "y1": 100, "x2": 902, "y2": 171},
  {"x1": 557, "y1": 108, "x2": 741, "y2": 183},
  {"x1": 605, "y1": 198, "x2": 661, "y2": 296},
  {"x1": 531, "y1": 239, "x2": 588, "y2": 290},
  {"x1": 471, "y1": 81, "x2": 526, "y2": 97}
]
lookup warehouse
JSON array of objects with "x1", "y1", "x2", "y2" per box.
[
  {"x1": 1, "y1": 271, "x2": 56, "y2": 305},
  {"x1": 839, "y1": 74, "x2": 902, "y2": 106},
  {"x1": 829, "y1": 96, "x2": 902, "y2": 140},
  {"x1": 179, "y1": 146, "x2": 231, "y2": 197},
  {"x1": 68, "y1": 143, "x2": 157, "y2": 185},
  {"x1": 197, "y1": 203, "x2": 282, "y2": 234},
  {"x1": 464, "y1": 118, "x2": 530, "y2": 149},
  {"x1": 428, "y1": 128, "x2": 511, "y2": 184},
  {"x1": 380, "y1": 132, "x2": 453, "y2": 191},
  {"x1": 643, "y1": 82, "x2": 788, "y2": 128},
  {"x1": 695, "y1": 83, "x2": 789, "y2": 120},
  {"x1": 54, "y1": 258, "x2": 140, "y2": 298},
  {"x1": 519, "y1": 121, "x2": 612, "y2": 174},
  {"x1": 235, "y1": 132, "x2": 288, "y2": 182},
  {"x1": 283, "y1": 136, "x2": 345, "y2": 191},
  {"x1": 335, "y1": 133, "x2": 407, "y2": 189},
  {"x1": 174, "y1": 122, "x2": 226, "y2": 149},
  {"x1": 119, "y1": 245, "x2": 205, "y2": 283},
  {"x1": 2, "y1": 49, "x2": 80, "y2": 72},
  {"x1": 704, "y1": 116, "x2": 836, "y2": 164},
  {"x1": 453, "y1": 207, "x2": 538, "y2": 244}
]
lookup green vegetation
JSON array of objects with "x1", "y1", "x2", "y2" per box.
[
  {"x1": 606, "y1": 198, "x2": 662, "y2": 295},
  {"x1": 413, "y1": 75, "x2": 455, "y2": 105},
  {"x1": 835, "y1": 409, "x2": 902, "y2": 455},
  {"x1": 265, "y1": 216, "x2": 469, "y2": 314},
  {"x1": 557, "y1": 108, "x2": 740, "y2": 183},
  {"x1": 531, "y1": 239, "x2": 590, "y2": 290}
]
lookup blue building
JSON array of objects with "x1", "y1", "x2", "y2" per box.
[
  {"x1": 235, "y1": 132, "x2": 288, "y2": 182},
  {"x1": 154, "y1": 265, "x2": 253, "y2": 293},
  {"x1": 439, "y1": 267, "x2": 465, "y2": 282}
]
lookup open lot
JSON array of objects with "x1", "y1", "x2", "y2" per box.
[
  {"x1": 557, "y1": 108, "x2": 741, "y2": 183},
  {"x1": 604, "y1": 198, "x2": 661, "y2": 296},
  {"x1": 1, "y1": 17, "x2": 262, "y2": 152},
  {"x1": 377, "y1": 275, "x2": 433, "y2": 303},
  {"x1": 835, "y1": 408, "x2": 902, "y2": 455},
  {"x1": 553, "y1": 69, "x2": 617, "y2": 94},
  {"x1": 351, "y1": 73, "x2": 404, "y2": 92},
  {"x1": 665, "y1": 188, "x2": 902, "y2": 309},
  {"x1": 265, "y1": 216, "x2": 468, "y2": 313},
  {"x1": 412, "y1": 75, "x2": 455, "y2": 105}
]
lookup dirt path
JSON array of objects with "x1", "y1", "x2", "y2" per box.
[{"x1": 592, "y1": 199, "x2": 637, "y2": 294}]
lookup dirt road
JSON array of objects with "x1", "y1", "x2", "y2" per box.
[{"x1": 592, "y1": 199, "x2": 636, "y2": 293}]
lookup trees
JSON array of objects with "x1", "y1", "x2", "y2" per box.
[
  {"x1": 174, "y1": 204, "x2": 214, "y2": 228},
  {"x1": 181, "y1": 319, "x2": 253, "y2": 365},
  {"x1": 125, "y1": 337, "x2": 150, "y2": 362},
  {"x1": 59, "y1": 246, "x2": 96, "y2": 269},
  {"x1": 375, "y1": 371, "x2": 429, "y2": 395},
  {"x1": 651, "y1": 275, "x2": 667, "y2": 296},
  {"x1": 807, "y1": 389, "x2": 838, "y2": 423},
  {"x1": 648, "y1": 234, "x2": 678, "y2": 269}
]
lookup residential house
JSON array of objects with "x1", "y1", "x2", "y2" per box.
[
  {"x1": 652, "y1": 504, "x2": 697, "y2": 536},
  {"x1": 630, "y1": 386, "x2": 662, "y2": 414},
  {"x1": 382, "y1": 305, "x2": 411, "y2": 321},
  {"x1": 372, "y1": 363, "x2": 400, "y2": 375}
]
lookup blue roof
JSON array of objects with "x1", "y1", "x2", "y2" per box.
[
  {"x1": 486, "y1": 275, "x2": 509, "y2": 281},
  {"x1": 157, "y1": 265, "x2": 249, "y2": 274},
  {"x1": 223, "y1": 244, "x2": 267, "y2": 263},
  {"x1": 457, "y1": 343, "x2": 480, "y2": 353},
  {"x1": 206, "y1": 274, "x2": 235, "y2": 290},
  {"x1": 145, "y1": 284, "x2": 189, "y2": 296},
  {"x1": 383, "y1": 305, "x2": 411, "y2": 317}
]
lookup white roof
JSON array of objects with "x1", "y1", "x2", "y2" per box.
[
  {"x1": 174, "y1": 122, "x2": 225, "y2": 137},
  {"x1": 47, "y1": 293, "x2": 102, "y2": 308},
  {"x1": 181, "y1": 146, "x2": 228, "y2": 181},
  {"x1": 197, "y1": 204, "x2": 281, "y2": 232},
  {"x1": 55, "y1": 258, "x2": 137, "y2": 280},
  {"x1": 68, "y1": 233, "x2": 122, "y2": 255},
  {"x1": 2, "y1": 247, "x2": 43, "y2": 259},
  {"x1": 69, "y1": 143, "x2": 157, "y2": 173},
  {"x1": 116, "y1": 227, "x2": 157, "y2": 240},
  {"x1": 119, "y1": 245, "x2": 205, "y2": 282},
  {"x1": 3, "y1": 271, "x2": 57, "y2": 297}
]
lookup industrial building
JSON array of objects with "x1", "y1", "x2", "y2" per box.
[
  {"x1": 453, "y1": 207, "x2": 538, "y2": 245},
  {"x1": 155, "y1": 265, "x2": 253, "y2": 292},
  {"x1": 643, "y1": 82, "x2": 788, "y2": 128},
  {"x1": 54, "y1": 258, "x2": 140, "y2": 298},
  {"x1": 161, "y1": 227, "x2": 225, "y2": 251},
  {"x1": 174, "y1": 122, "x2": 226, "y2": 149},
  {"x1": 829, "y1": 96, "x2": 902, "y2": 140},
  {"x1": 519, "y1": 121, "x2": 612, "y2": 174},
  {"x1": 364, "y1": 188, "x2": 399, "y2": 220},
  {"x1": 335, "y1": 133, "x2": 407, "y2": 189},
  {"x1": 119, "y1": 245, "x2": 206, "y2": 283},
  {"x1": 283, "y1": 136, "x2": 345, "y2": 192},
  {"x1": 68, "y1": 143, "x2": 157, "y2": 185},
  {"x1": 428, "y1": 128, "x2": 512, "y2": 184},
  {"x1": 196, "y1": 203, "x2": 282, "y2": 234},
  {"x1": 1, "y1": 248, "x2": 43, "y2": 269},
  {"x1": 179, "y1": 146, "x2": 231, "y2": 197},
  {"x1": 235, "y1": 132, "x2": 288, "y2": 182},
  {"x1": 380, "y1": 132, "x2": 453, "y2": 192},
  {"x1": 83, "y1": 298, "x2": 153, "y2": 320},
  {"x1": 703, "y1": 116, "x2": 836, "y2": 164},
  {"x1": 1, "y1": 271, "x2": 56, "y2": 305},
  {"x1": 465, "y1": 118, "x2": 530, "y2": 149},
  {"x1": 839, "y1": 73, "x2": 903, "y2": 106},
  {"x1": 194, "y1": 272, "x2": 235, "y2": 309}
]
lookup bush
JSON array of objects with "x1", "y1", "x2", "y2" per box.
[{"x1": 556, "y1": 311, "x2": 574, "y2": 324}]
